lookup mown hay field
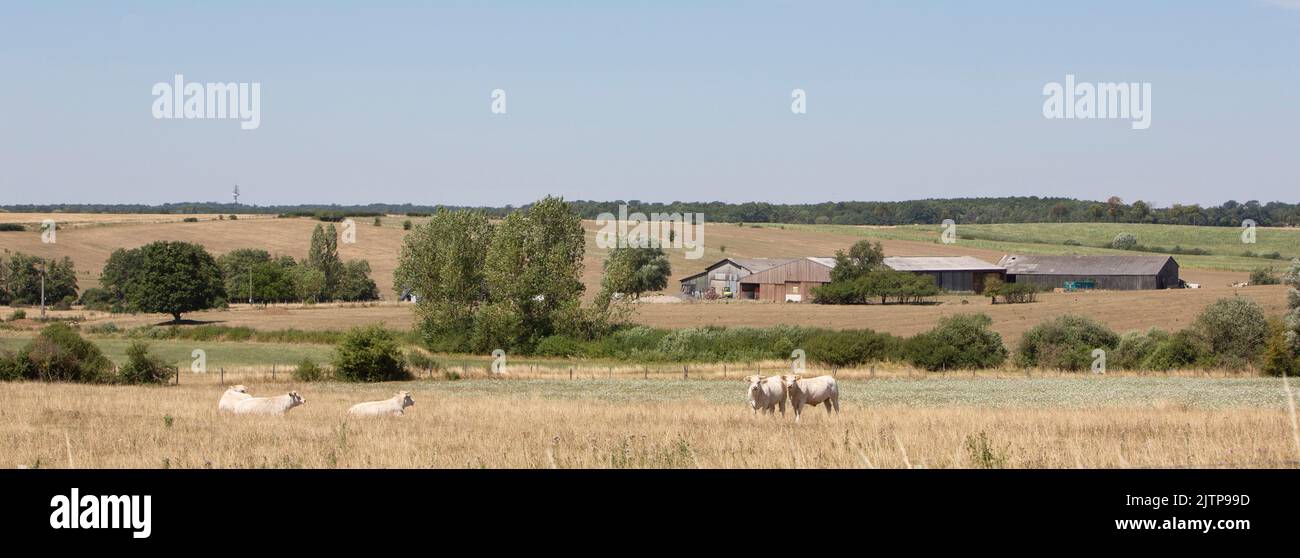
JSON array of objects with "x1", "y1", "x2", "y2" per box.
[{"x1": 2, "y1": 376, "x2": 1296, "y2": 469}]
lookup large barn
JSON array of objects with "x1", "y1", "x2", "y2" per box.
[
  {"x1": 883, "y1": 256, "x2": 1005, "y2": 293},
  {"x1": 678, "y1": 258, "x2": 793, "y2": 298},
  {"x1": 737, "y1": 257, "x2": 836, "y2": 302},
  {"x1": 999, "y1": 254, "x2": 1180, "y2": 290}
]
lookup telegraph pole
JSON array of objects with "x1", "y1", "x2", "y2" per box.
[
  {"x1": 248, "y1": 267, "x2": 254, "y2": 305},
  {"x1": 39, "y1": 258, "x2": 46, "y2": 319}
]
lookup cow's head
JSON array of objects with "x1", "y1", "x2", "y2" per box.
[
  {"x1": 287, "y1": 391, "x2": 305, "y2": 407},
  {"x1": 228, "y1": 384, "x2": 248, "y2": 394},
  {"x1": 397, "y1": 391, "x2": 415, "y2": 408},
  {"x1": 746, "y1": 375, "x2": 765, "y2": 395},
  {"x1": 781, "y1": 375, "x2": 801, "y2": 392}
]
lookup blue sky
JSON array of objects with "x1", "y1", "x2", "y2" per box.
[{"x1": 1, "y1": 1, "x2": 1297, "y2": 207}]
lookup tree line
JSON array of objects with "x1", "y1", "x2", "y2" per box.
[
  {"x1": 6, "y1": 196, "x2": 1299, "y2": 226},
  {"x1": 4, "y1": 224, "x2": 379, "y2": 320}
]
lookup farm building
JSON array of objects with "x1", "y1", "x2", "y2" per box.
[
  {"x1": 882, "y1": 256, "x2": 1005, "y2": 293},
  {"x1": 998, "y1": 254, "x2": 1180, "y2": 290},
  {"x1": 679, "y1": 258, "x2": 795, "y2": 298},
  {"x1": 738, "y1": 257, "x2": 836, "y2": 302}
]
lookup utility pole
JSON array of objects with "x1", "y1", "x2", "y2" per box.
[
  {"x1": 248, "y1": 267, "x2": 254, "y2": 305},
  {"x1": 39, "y1": 258, "x2": 46, "y2": 319}
]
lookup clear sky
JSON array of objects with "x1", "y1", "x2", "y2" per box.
[{"x1": 1, "y1": 1, "x2": 1297, "y2": 207}]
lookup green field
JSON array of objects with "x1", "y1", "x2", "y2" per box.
[{"x1": 771, "y1": 222, "x2": 1300, "y2": 271}]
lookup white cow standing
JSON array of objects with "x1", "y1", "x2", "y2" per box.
[
  {"x1": 782, "y1": 375, "x2": 839, "y2": 423},
  {"x1": 745, "y1": 375, "x2": 787, "y2": 417},
  {"x1": 348, "y1": 391, "x2": 416, "y2": 417}
]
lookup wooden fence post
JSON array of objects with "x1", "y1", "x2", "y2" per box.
[
  {"x1": 569, "y1": 366, "x2": 573, "y2": 380},
  {"x1": 683, "y1": 365, "x2": 688, "y2": 380},
  {"x1": 643, "y1": 366, "x2": 648, "y2": 380},
  {"x1": 220, "y1": 367, "x2": 224, "y2": 385},
  {"x1": 272, "y1": 364, "x2": 276, "y2": 381},
  {"x1": 723, "y1": 364, "x2": 727, "y2": 378}
]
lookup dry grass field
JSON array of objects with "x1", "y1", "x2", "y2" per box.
[
  {"x1": 39, "y1": 276, "x2": 1285, "y2": 346},
  {"x1": 2, "y1": 375, "x2": 1296, "y2": 469}
]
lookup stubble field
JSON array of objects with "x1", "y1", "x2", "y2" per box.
[{"x1": 1, "y1": 375, "x2": 1296, "y2": 469}]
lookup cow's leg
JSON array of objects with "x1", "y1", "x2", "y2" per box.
[
  {"x1": 778, "y1": 399, "x2": 785, "y2": 417},
  {"x1": 832, "y1": 395, "x2": 840, "y2": 414},
  {"x1": 793, "y1": 404, "x2": 802, "y2": 424},
  {"x1": 825, "y1": 401, "x2": 833, "y2": 415}
]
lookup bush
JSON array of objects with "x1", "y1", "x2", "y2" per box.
[
  {"x1": 405, "y1": 350, "x2": 440, "y2": 372},
  {"x1": 0, "y1": 350, "x2": 20, "y2": 381},
  {"x1": 1141, "y1": 330, "x2": 1204, "y2": 371},
  {"x1": 78, "y1": 287, "x2": 115, "y2": 311},
  {"x1": 403, "y1": 220, "x2": 413, "y2": 230},
  {"x1": 182, "y1": 217, "x2": 199, "y2": 223},
  {"x1": 10, "y1": 323, "x2": 113, "y2": 383},
  {"x1": 905, "y1": 314, "x2": 1007, "y2": 371},
  {"x1": 332, "y1": 325, "x2": 410, "y2": 382},
  {"x1": 1110, "y1": 233, "x2": 1137, "y2": 250},
  {"x1": 1262, "y1": 317, "x2": 1300, "y2": 377},
  {"x1": 535, "y1": 334, "x2": 585, "y2": 357},
  {"x1": 1113, "y1": 328, "x2": 1169, "y2": 370},
  {"x1": 1193, "y1": 297, "x2": 1268, "y2": 367},
  {"x1": 984, "y1": 277, "x2": 1038, "y2": 304},
  {"x1": 292, "y1": 358, "x2": 328, "y2": 382},
  {"x1": 53, "y1": 295, "x2": 75, "y2": 311},
  {"x1": 118, "y1": 341, "x2": 175, "y2": 384},
  {"x1": 9, "y1": 309, "x2": 26, "y2": 321},
  {"x1": 1016, "y1": 314, "x2": 1119, "y2": 371},
  {"x1": 1248, "y1": 268, "x2": 1280, "y2": 285},
  {"x1": 803, "y1": 329, "x2": 899, "y2": 370},
  {"x1": 0, "y1": 223, "x2": 27, "y2": 231}
]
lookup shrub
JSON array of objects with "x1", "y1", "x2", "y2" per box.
[
  {"x1": 535, "y1": 334, "x2": 585, "y2": 357},
  {"x1": 0, "y1": 350, "x2": 21, "y2": 381},
  {"x1": 984, "y1": 277, "x2": 1037, "y2": 304},
  {"x1": 403, "y1": 220, "x2": 413, "y2": 230},
  {"x1": 1141, "y1": 330, "x2": 1204, "y2": 371},
  {"x1": 0, "y1": 223, "x2": 27, "y2": 231},
  {"x1": 53, "y1": 295, "x2": 75, "y2": 311},
  {"x1": 405, "y1": 350, "x2": 440, "y2": 372},
  {"x1": 118, "y1": 341, "x2": 175, "y2": 384},
  {"x1": 1110, "y1": 233, "x2": 1137, "y2": 250},
  {"x1": 292, "y1": 358, "x2": 328, "y2": 382},
  {"x1": 9, "y1": 309, "x2": 26, "y2": 321},
  {"x1": 1016, "y1": 314, "x2": 1119, "y2": 371},
  {"x1": 1113, "y1": 328, "x2": 1169, "y2": 370},
  {"x1": 182, "y1": 217, "x2": 199, "y2": 223},
  {"x1": 904, "y1": 314, "x2": 1007, "y2": 371},
  {"x1": 1193, "y1": 297, "x2": 1268, "y2": 366},
  {"x1": 332, "y1": 324, "x2": 410, "y2": 382},
  {"x1": 1262, "y1": 317, "x2": 1300, "y2": 377},
  {"x1": 373, "y1": 217, "x2": 382, "y2": 226},
  {"x1": 12, "y1": 323, "x2": 113, "y2": 382},
  {"x1": 803, "y1": 329, "x2": 898, "y2": 370},
  {"x1": 1248, "y1": 268, "x2": 1280, "y2": 285},
  {"x1": 78, "y1": 287, "x2": 115, "y2": 311}
]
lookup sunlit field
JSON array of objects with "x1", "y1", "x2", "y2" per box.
[{"x1": 3, "y1": 375, "x2": 1296, "y2": 469}]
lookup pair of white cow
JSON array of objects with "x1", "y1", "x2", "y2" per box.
[
  {"x1": 217, "y1": 385, "x2": 415, "y2": 417},
  {"x1": 746, "y1": 374, "x2": 839, "y2": 423}
]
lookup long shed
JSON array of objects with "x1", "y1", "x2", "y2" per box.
[{"x1": 998, "y1": 254, "x2": 1180, "y2": 290}]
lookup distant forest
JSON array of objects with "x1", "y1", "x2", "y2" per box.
[{"x1": 3, "y1": 197, "x2": 1299, "y2": 227}]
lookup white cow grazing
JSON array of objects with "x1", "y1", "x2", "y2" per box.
[
  {"x1": 348, "y1": 391, "x2": 416, "y2": 417},
  {"x1": 745, "y1": 375, "x2": 787, "y2": 417},
  {"x1": 218, "y1": 385, "x2": 253, "y2": 413},
  {"x1": 782, "y1": 375, "x2": 839, "y2": 423},
  {"x1": 232, "y1": 391, "x2": 305, "y2": 416}
]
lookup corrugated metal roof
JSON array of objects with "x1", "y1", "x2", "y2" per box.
[
  {"x1": 883, "y1": 256, "x2": 1004, "y2": 272},
  {"x1": 739, "y1": 257, "x2": 836, "y2": 284},
  {"x1": 677, "y1": 257, "x2": 795, "y2": 282},
  {"x1": 998, "y1": 254, "x2": 1175, "y2": 276}
]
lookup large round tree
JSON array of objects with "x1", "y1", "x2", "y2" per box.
[{"x1": 126, "y1": 241, "x2": 225, "y2": 322}]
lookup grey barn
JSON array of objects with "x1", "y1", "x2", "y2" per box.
[{"x1": 998, "y1": 254, "x2": 1180, "y2": 290}]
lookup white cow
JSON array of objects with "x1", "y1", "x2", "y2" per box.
[
  {"x1": 218, "y1": 385, "x2": 252, "y2": 413},
  {"x1": 745, "y1": 375, "x2": 787, "y2": 417},
  {"x1": 231, "y1": 391, "x2": 306, "y2": 416},
  {"x1": 782, "y1": 375, "x2": 839, "y2": 423},
  {"x1": 347, "y1": 391, "x2": 416, "y2": 417}
]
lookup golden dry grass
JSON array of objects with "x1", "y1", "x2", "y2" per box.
[{"x1": 2, "y1": 376, "x2": 1296, "y2": 469}]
